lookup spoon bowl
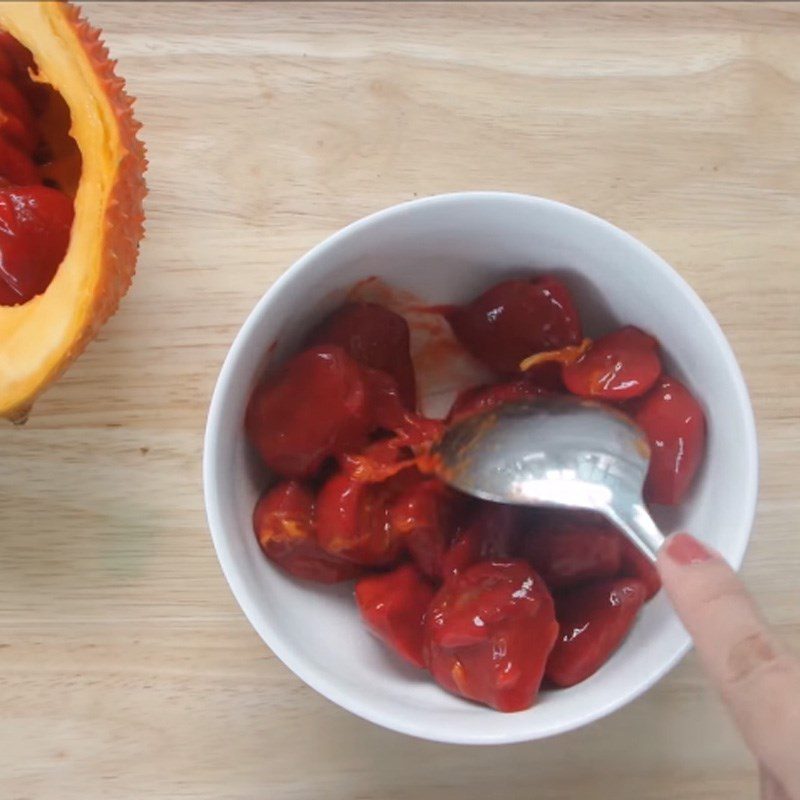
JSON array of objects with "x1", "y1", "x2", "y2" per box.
[{"x1": 433, "y1": 396, "x2": 665, "y2": 561}]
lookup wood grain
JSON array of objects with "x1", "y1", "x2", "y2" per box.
[{"x1": 2, "y1": 2, "x2": 799, "y2": 797}]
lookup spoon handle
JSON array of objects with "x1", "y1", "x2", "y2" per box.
[{"x1": 607, "y1": 503, "x2": 665, "y2": 563}]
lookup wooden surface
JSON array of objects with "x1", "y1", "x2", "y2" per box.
[{"x1": 2, "y1": 2, "x2": 799, "y2": 798}]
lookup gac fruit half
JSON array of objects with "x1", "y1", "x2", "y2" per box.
[{"x1": 0, "y1": 2, "x2": 146, "y2": 421}]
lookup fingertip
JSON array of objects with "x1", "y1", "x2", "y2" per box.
[
  {"x1": 659, "y1": 532, "x2": 717, "y2": 568},
  {"x1": 656, "y1": 532, "x2": 732, "y2": 611}
]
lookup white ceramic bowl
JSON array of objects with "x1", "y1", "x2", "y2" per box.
[{"x1": 203, "y1": 192, "x2": 757, "y2": 744}]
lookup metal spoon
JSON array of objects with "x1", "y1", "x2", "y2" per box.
[{"x1": 432, "y1": 396, "x2": 664, "y2": 562}]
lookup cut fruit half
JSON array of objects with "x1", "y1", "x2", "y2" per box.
[{"x1": 0, "y1": 2, "x2": 146, "y2": 421}]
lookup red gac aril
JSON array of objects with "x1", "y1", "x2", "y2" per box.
[
  {"x1": 618, "y1": 536, "x2": 662, "y2": 599},
  {"x1": 253, "y1": 481, "x2": 363, "y2": 583},
  {"x1": 315, "y1": 467, "x2": 419, "y2": 566},
  {"x1": 0, "y1": 75, "x2": 37, "y2": 154},
  {"x1": 447, "y1": 379, "x2": 548, "y2": 424},
  {"x1": 0, "y1": 137, "x2": 39, "y2": 186},
  {"x1": 337, "y1": 373, "x2": 444, "y2": 487},
  {"x1": 424, "y1": 560, "x2": 559, "y2": 711},
  {"x1": 0, "y1": 108, "x2": 36, "y2": 153},
  {"x1": 447, "y1": 277, "x2": 582, "y2": 375},
  {"x1": 0, "y1": 45, "x2": 13, "y2": 79},
  {"x1": 389, "y1": 478, "x2": 461, "y2": 580},
  {"x1": 362, "y1": 365, "x2": 443, "y2": 450},
  {"x1": 245, "y1": 345, "x2": 374, "y2": 479},
  {"x1": 546, "y1": 578, "x2": 646, "y2": 687},
  {"x1": 563, "y1": 326, "x2": 661, "y2": 400},
  {"x1": 634, "y1": 376, "x2": 706, "y2": 505},
  {"x1": 0, "y1": 32, "x2": 47, "y2": 118},
  {"x1": 441, "y1": 502, "x2": 521, "y2": 580},
  {"x1": 519, "y1": 511, "x2": 622, "y2": 589},
  {"x1": 0, "y1": 79, "x2": 35, "y2": 129},
  {"x1": 0, "y1": 186, "x2": 74, "y2": 306},
  {"x1": 308, "y1": 302, "x2": 417, "y2": 409},
  {"x1": 355, "y1": 563, "x2": 435, "y2": 668}
]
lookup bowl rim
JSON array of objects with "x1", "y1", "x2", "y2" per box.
[{"x1": 203, "y1": 191, "x2": 759, "y2": 744}]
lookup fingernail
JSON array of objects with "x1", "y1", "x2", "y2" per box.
[{"x1": 664, "y1": 533, "x2": 714, "y2": 566}]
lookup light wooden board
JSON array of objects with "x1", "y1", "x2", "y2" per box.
[{"x1": 2, "y1": 2, "x2": 799, "y2": 797}]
